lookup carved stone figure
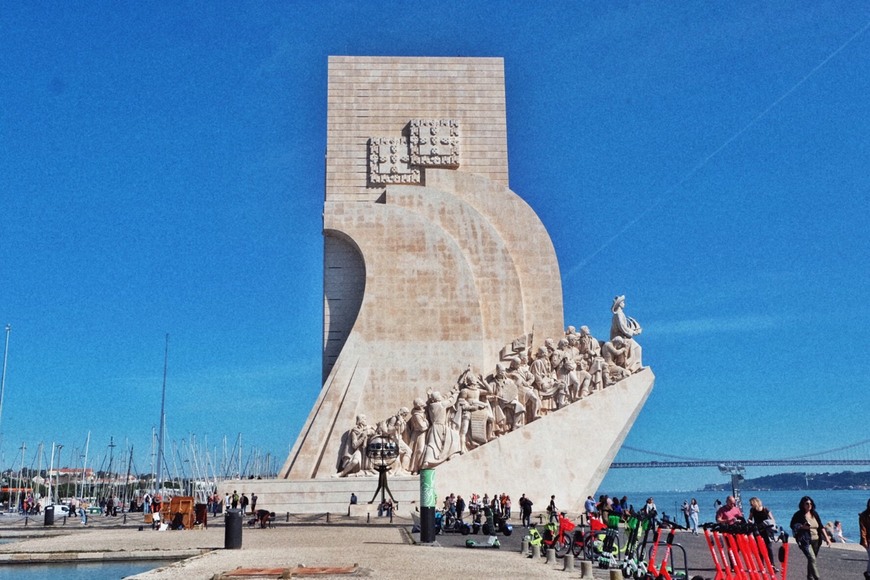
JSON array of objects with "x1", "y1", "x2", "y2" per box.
[
  {"x1": 601, "y1": 337, "x2": 631, "y2": 384},
  {"x1": 565, "y1": 333, "x2": 581, "y2": 364},
  {"x1": 610, "y1": 295, "x2": 643, "y2": 373},
  {"x1": 457, "y1": 389, "x2": 488, "y2": 453},
  {"x1": 509, "y1": 355, "x2": 540, "y2": 422},
  {"x1": 577, "y1": 325, "x2": 602, "y2": 367},
  {"x1": 509, "y1": 357, "x2": 539, "y2": 419},
  {"x1": 421, "y1": 388, "x2": 461, "y2": 469},
  {"x1": 538, "y1": 378, "x2": 569, "y2": 410},
  {"x1": 337, "y1": 414, "x2": 376, "y2": 477},
  {"x1": 530, "y1": 346, "x2": 553, "y2": 392},
  {"x1": 486, "y1": 363, "x2": 524, "y2": 434},
  {"x1": 456, "y1": 367, "x2": 494, "y2": 445},
  {"x1": 378, "y1": 407, "x2": 412, "y2": 474},
  {"x1": 561, "y1": 355, "x2": 591, "y2": 402},
  {"x1": 610, "y1": 295, "x2": 642, "y2": 339},
  {"x1": 407, "y1": 398, "x2": 430, "y2": 474}
]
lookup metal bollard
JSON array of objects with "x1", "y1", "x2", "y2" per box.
[
  {"x1": 286, "y1": 512, "x2": 289, "y2": 522},
  {"x1": 546, "y1": 548, "x2": 556, "y2": 564},
  {"x1": 531, "y1": 544, "x2": 541, "y2": 559},
  {"x1": 521, "y1": 538, "x2": 529, "y2": 554},
  {"x1": 326, "y1": 512, "x2": 330, "y2": 523},
  {"x1": 367, "y1": 512, "x2": 370, "y2": 524},
  {"x1": 579, "y1": 560, "x2": 594, "y2": 578},
  {"x1": 563, "y1": 555, "x2": 575, "y2": 572}
]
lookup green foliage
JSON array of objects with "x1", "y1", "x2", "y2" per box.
[{"x1": 703, "y1": 471, "x2": 870, "y2": 491}]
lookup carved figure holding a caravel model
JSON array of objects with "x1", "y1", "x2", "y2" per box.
[
  {"x1": 335, "y1": 296, "x2": 645, "y2": 477},
  {"x1": 610, "y1": 295, "x2": 643, "y2": 373}
]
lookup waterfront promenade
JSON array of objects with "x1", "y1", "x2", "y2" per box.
[{"x1": 0, "y1": 511, "x2": 866, "y2": 578}]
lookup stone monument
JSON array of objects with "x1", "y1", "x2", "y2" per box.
[{"x1": 224, "y1": 57, "x2": 654, "y2": 514}]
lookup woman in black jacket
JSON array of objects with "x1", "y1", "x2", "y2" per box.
[{"x1": 790, "y1": 495, "x2": 831, "y2": 580}]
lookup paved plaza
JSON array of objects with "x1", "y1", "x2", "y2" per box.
[{"x1": 0, "y1": 511, "x2": 866, "y2": 578}]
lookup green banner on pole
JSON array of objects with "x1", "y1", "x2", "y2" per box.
[{"x1": 420, "y1": 468, "x2": 436, "y2": 508}]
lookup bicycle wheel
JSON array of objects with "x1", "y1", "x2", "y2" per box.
[
  {"x1": 555, "y1": 535, "x2": 571, "y2": 557},
  {"x1": 444, "y1": 513, "x2": 456, "y2": 529},
  {"x1": 571, "y1": 532, "x2": 584, "y2": 558},
  {"x1": 583, "y1": 533, "x2": 596, "y2": 560}
]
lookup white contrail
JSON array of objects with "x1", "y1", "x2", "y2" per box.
[{"x1": 567, "y1": 18, "x2": 870, "y2": 277}]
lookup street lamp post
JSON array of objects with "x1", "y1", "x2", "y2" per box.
[{"x1": 718, "y1": 463, "x2": 746, "y2": 507}]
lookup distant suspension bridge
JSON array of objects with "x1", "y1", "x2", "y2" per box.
[{"x1": 610, "y1": 438, "x2": 870, "y2": 470}]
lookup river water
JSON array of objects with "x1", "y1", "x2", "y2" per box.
[
  {"x1": 606, "y1": 488, "x2": 869, "y2": 542},
  {"x1": 0, "y1": 560, "x2": 164, "y2": 579}
]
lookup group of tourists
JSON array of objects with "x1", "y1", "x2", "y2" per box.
[
  {"x1": 583, "y1": 493, "x2": 637, "y2": 524},
  {"x1": 210, "y1": 490, "x2": 257, "y2": 515},
  {"x1": 441, "y1": 492, "x2": 513, "y2": 522},
  {"x1": 458, "y1": 490, "x2": 870, "y2": 580}
]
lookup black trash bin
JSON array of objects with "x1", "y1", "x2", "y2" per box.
[
  {"x1": 44, "y1": 504, "x2": 55, "y2": 526},
  {"x1": 225, "y1": 509, "x2": 242, "y2": 549}
]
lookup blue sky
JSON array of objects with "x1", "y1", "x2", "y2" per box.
[{"x1": 2, "y1": 2, "x2": 868, "y2": 490}]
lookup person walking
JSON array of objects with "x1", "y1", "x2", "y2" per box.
[
  {"x1": 859, "y1": 497, "x2": 870, "y2": 580},
  {"x1": 547, "y1": 495, "x2": 558, "y2": 523},
  {"x1": 748, "y1": 496, "x2": 776, "y2": 566},
  {"x1": 519, "y1": 494, "x2": 533, "y2": 527},
  {"x1": 790, "y1": 495, "x2": 830, "y2": 580},
  {"x1": 641, "y1": 497, "x2": 658, "y2": 526},
  {"x1": 681, "y1": 500, "x2": 690, "y2": 528}
]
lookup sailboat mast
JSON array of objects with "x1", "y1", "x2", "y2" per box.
[
  {"x1": 82, "y1": 432, "x2": 90, "y2": 500},
  {"x1": 0, "y1": 324, "x2": 10, "y2": 454},
  {"x1": 155, "y1": 333, "x2": 169, "y2": 494},
  {"x1": 124, "y1": 445, "x2": 133, "y2": 507},
  {"x1": 15, "y1": 442, "x2": 25, "y2": 512}
]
